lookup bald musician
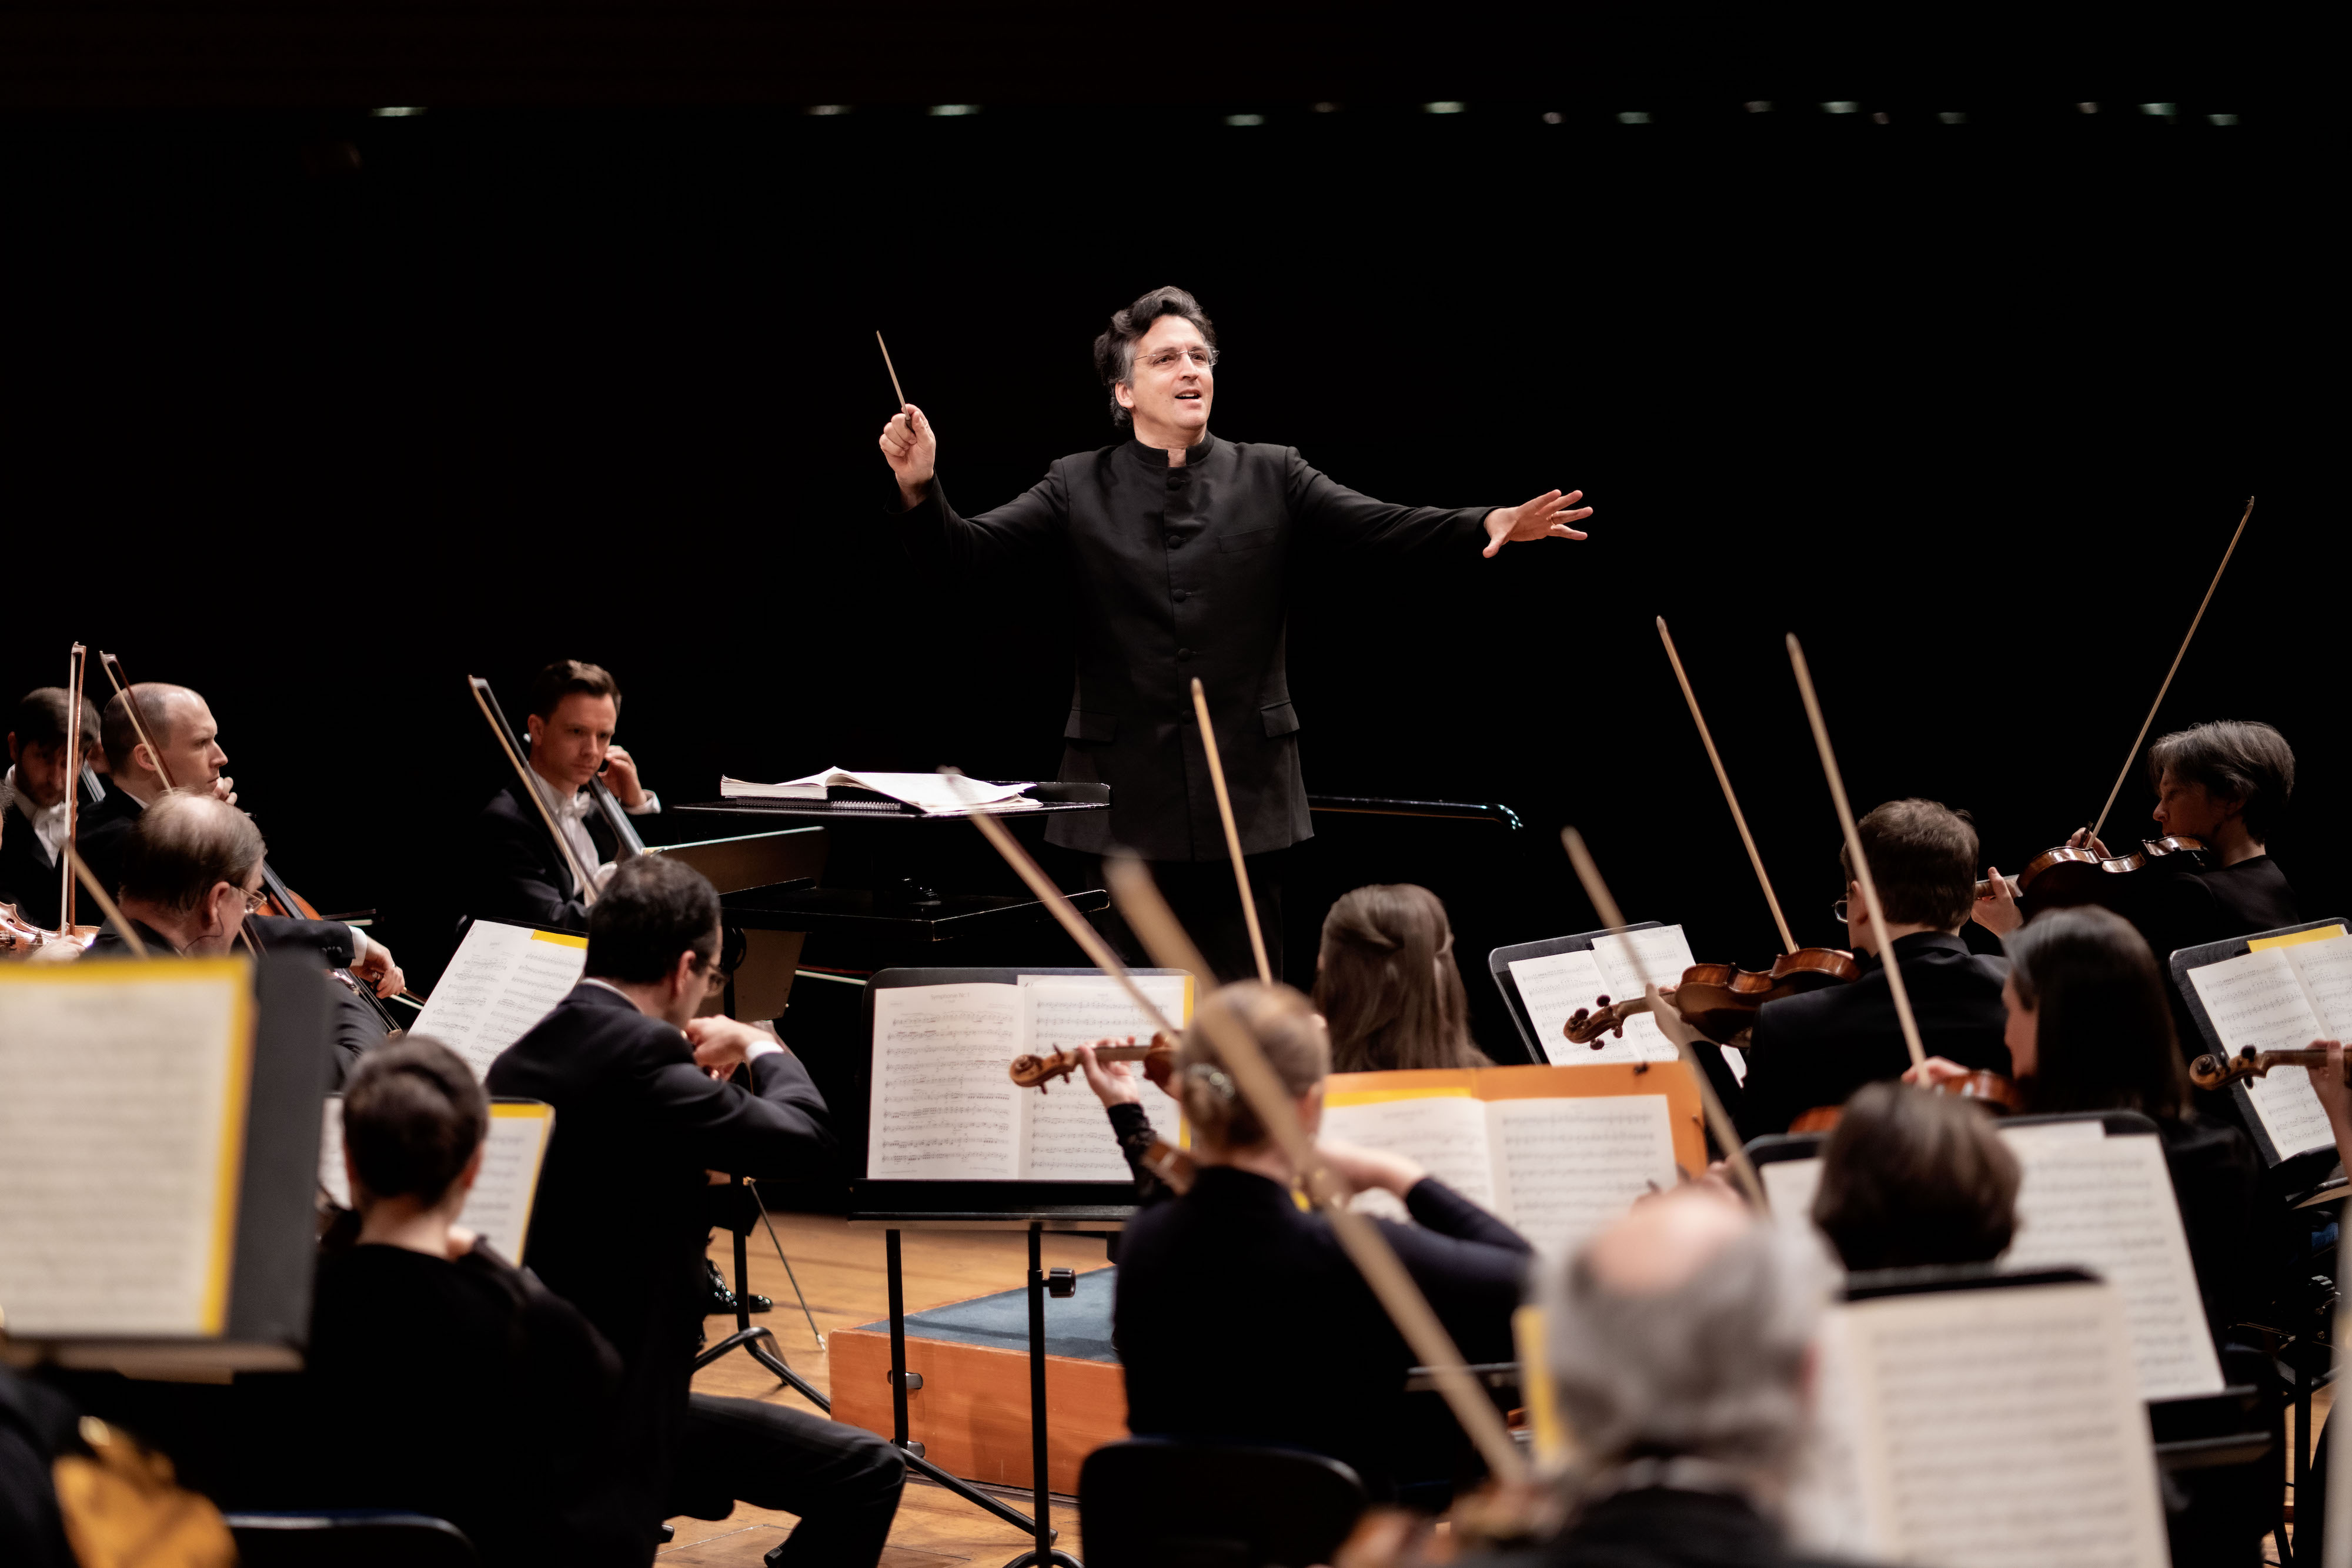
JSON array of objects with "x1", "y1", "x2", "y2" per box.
[
  {"x1": 1, "y1": 686, "x2": 100, "y2": 928},
  {"x1": 76, "y1": 680, "x2": 402, "y2": 999},
  {"x1": 881, "y1": 285, "x2": 1592, "y2": 984}
]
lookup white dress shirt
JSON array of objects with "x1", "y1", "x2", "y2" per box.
[
  {"x1": 1, "y1": 766, "x2": 68, "y2": 867},
  {"x1": 530, "y1": 768, "x2": 660, "y2": 892}
]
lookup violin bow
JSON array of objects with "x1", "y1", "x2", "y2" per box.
[
  {"x1": 470, "y1": 676, "x2": 600, "y2": 909},
  {"x1": 97, "y1": 652, "x2": 179, "y2": 791},
  {"x1": 1104, "y1": 854, "x2": 1528, "y2": 1483},
  {"x1": 2086, "y1": 496, "x2": 2254, "y2": 845},
  {"x1": 1190, "y1": 678, "x2": 1274, "y2": 984},
  {"x1": 1786, "y1": 636, "x2": 1928, "y2": 1074},
  {"x1": 1560, "y1": 828, "x2": 1766, "y2": 1210},
  {"x1": 65, "y1": 844, "x2": 147, "y2": 957},
  {"x1": 59, "y1": 643, "x2": 86, "y2": 932},
  {"x1": 1656, "y1": 618, "x2": 1798, "y2": 955}
]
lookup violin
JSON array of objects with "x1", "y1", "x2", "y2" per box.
[
  {"x1": 1565, "y1": 948, "x2": 1862, "y2": 1048},
  {"x1": 1008, "y1": 1032, "x2": 1178, "y2": 1092},
  {"x1": 2189, "y1": 1046, "x2": 2344, "y2": 1092},
  {"x1": 1787, "y1": 1070, "x2": 2025, "y2": 1134},
  {"x1": 1975, "y1": 834, "x2": 2209, "y2": 917}
]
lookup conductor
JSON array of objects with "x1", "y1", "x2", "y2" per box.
[{"x1": 881, "y1": 286, "x2": 1592, "y2": 982}]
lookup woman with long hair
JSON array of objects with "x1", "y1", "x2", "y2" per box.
[{"x1": 1311, "y1": 884, "x2": 1490, "y2": 1073}]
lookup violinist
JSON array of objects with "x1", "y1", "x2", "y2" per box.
[
  {"x1": 466, "y1": 660, "x2": 660, "y2": 929},
  {"x1": 1907, "y1": 905, "x2": 2264, "y2": 1336},
  {"x1": 1, "y1": 687, "x2": 100, "y2": 929},
  {"x1": 1312, "y1": 884, "x2": 1492, "y2": 1072},
  {"x1": 1735, "y1": 801, "x2": 2011, "y2": 1142},
  {"x1": 1806, "y1": 1082, "x2": 2019, "y2": 1273},
  {"x1": 1077, "y1": 981, "x2": 1531, "y2": 1500},
  {"x1": 880, "y1": 285, "x2": 1593, "y2": 984}
]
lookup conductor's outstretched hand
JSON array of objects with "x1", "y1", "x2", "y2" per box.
[
  {"x1": 1481, "y1": 489, "x2": 1593, "y2": 557},
  {"x1": 879, "y1": 403, "x2": 937, "y2": 507}
]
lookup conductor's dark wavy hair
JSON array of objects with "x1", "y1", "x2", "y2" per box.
[
  {"x1": 1312, "y1": 884, "x2": 1489, "y2": 1073},
  {"x1": 2005, "y1": 905, "x2": 2188, "y2": 1119},
  {"x1": 1094, "y1": 285, "x2": 1215, "y2": 426}
]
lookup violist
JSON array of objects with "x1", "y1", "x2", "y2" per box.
[
  {"x1": 1734, "y1": 800, "x2": 2011, "y2": 1140},
  {"x1": 1312, "y1": 883, "x2": 1492, "y2": 1072}
]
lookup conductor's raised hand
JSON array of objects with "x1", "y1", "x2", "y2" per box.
[
  {"x1": 878, "y1": 403, "x2": 937, "y2": 506},
  {"x1": 1481, "y1": 489, "x2": 1592, "y2": 558}
]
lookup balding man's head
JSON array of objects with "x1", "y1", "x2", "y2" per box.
[
  {"x1": 120, "y1": 793, "x2": 265, "y2": 914},
  {"x1": 1545, "y1": 1186, "x2": 1834, "y2": 1481},
  {"x1": 100, "y1": 684, "x2": 226, "y2": 800}
]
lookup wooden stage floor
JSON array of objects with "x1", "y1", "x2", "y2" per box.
[{"x1": 667, "y1": 1212, "x2": 1114, "y2": 1565}]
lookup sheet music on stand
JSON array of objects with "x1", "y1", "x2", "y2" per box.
[
  {"x1": 0, "y1": 951, "x2": 333, "y2": 1373},
  {"x1": 319, "y1": 1097, "x2": 556, "y2": 1263},
  {"x1": 1786, "y1": 1268, "x2": 2169, "y2": 1566},
  {"x1": 1489, "y1": 923, "x2": 1748, "y2": 1088},
  {"x1": 2170, "y1": 917, "x2": 2352, "y2": 1166},
  {"x1": 410, "y1": 917, "x2": 590, "y2": 1079}
]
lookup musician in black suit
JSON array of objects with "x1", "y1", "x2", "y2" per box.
[
  {"x1": 465, "y1": 660, "x2": 662, "y2": 930},
  {"x1": 1736, "y1": 800, "x2": 2013, "y2": 1141},
  {"x1": 881, "y1": 286, "x2": 1594, "y2": 984},
  {"x1": 72, "y1": 681, "x2": 238, "y2": 902},
  {"x1": 486, "y1": 855, "x2": 903, "y2": 1567},
  {"x1": 1, "y1": 686, "x2": 99, "y2": 928}
]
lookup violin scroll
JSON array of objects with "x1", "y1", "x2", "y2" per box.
[{"x1": 2189, "y1": 1046, "x2": 2345, "y2": 1092}]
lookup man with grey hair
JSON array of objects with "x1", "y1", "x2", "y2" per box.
[
  {"x1": 879, "y1": 284, "x2": 1593, "y2": 985},
  {"x1": 1458, "y1": 1185, "x2": 1863, "y2": 1568}
]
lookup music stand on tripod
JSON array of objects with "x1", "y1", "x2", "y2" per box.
[{"x1": 695, "y1": 1175, "x2": 828, "y2": 1409}]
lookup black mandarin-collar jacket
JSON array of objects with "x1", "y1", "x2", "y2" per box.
[{"x1": 893, "y1": 433, "x2": 1495, "y2": 861}]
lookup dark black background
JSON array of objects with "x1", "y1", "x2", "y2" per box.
[{"x1": 3, "y1": 88, "x2": 2333, "y2": 1057}]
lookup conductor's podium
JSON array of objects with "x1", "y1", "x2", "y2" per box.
[{"x1": 831, "y1": 1266, "x2": 1128, "y2": 1494}]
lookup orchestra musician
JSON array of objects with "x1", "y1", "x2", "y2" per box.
[
  {"x1": 1446, "y1": 1186, "x2": 1860, "y2": 1568},
  {"x1": 1312, "y1": 884, "x2": 1492, "y2": 1072},
  {"x1": 1735, "y1": 800, "x2": 2012, "y2": 1141},
  {"x1": 1804, "y1": 1082, "x2": 2019, "y2": 1272},
  {"x1": 309, "y1": 1038, "x2": 638, "y2": 1566},
  {"x1": 1, "y1": 687, "x2": 100, "y2": 929},
  {"x1": 1907, "y1": 904, "x2": 2264, "y2": 1335},
  {"x1": 880, "y1": 285, "x2": 1593, "y2": 984},
  {"x1": 1075, "y1": 981, "x2": 1531, "y2": 1500},
  {"x1": 467, "y1": 660, "x2": 661, "y2": 930},
  {"x1": 72, "y1": 681, "x2": 238, "y2": 901},
  {"x1": 87, "y1": 794, "x2": 395, "y2": 1082},
  {"x1": 483, "y1": 856, "x2": 904, "y2": 1567}
]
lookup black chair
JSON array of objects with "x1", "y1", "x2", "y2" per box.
[
  {"x1": 1079, "y1": 1438, "x2": 1367, "y2": 1568},
  {"x1": 224, "y1": 1510, "x2": 477, "y2": 1567}
]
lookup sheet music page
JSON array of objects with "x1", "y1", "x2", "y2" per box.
[
  {"x1": 410, "y1": 921, "x2": 588, "y2": 1079},
  {"x1": 1321, "y1": 1094, "x2": 1498, "y2": 1219},
  {"x1": 2188, "y1": 947, "x2": 2336, "y2": 1158},
  {"x1": 0, "y1": 962, "x2": 249, "y2": 1338},
  {"x1": 1505, "y1": 948, "x2": 1609, "y2": 1065},
  {"x1": 1490, "y1": 1095, "x2": 1679, "y2": 1251},
  {"x1": 319, "y1": 1099, "x2": 556, "y2": 1263},
  {"x1": 2000, "y1": 1125, "x2": 2224, "y2": 1399},
  {"x1": 1783, "y1": 1308, "x2": 1876, "y2": 1558},
  {"x1": 1759, "y1": 1155, "x2": 1824, "y2": 1232},
  {"x1": 867, "y1": 984, "x2": 1026, "y2": 1179},
  {"x1": 1588, "y1": 927, "x2": 1700, "y2": 1064},
  {"x1": 2285, "y1": 931, "x2": 2352, "y2": 1038},
  {"x1": 1015, "y1": 976, "x2": 1190, "y2": 1181},
  {"x1": 1836, "y1": 1282, "x2": 2168, "y2": 1566}
]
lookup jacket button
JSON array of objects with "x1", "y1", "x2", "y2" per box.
[
  {"x1": 1178, "y1": 648, "x2": 1193, "y2": 660},
  {"x1": 1167, "y1": 536, "x2": 1184, "y2": 549},
  {"x1": 1172, "y1": 589, "x2": 1189, "y2": 602}
]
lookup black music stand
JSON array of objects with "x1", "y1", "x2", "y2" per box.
[
  {"x1": 849, "y1": 964, "x2": 1191, "y2": 1568},
  {"x1": 1486, "y1": 921, "x2": 1666, "y2": 1064},
  {"x1": 2167, "y1": 916, "x2": 2349, "y2": 1168}
]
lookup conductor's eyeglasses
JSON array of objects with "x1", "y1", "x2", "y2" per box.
[{"x1": 1139, "y1": 346, "x2": 1217, "y2": 372}]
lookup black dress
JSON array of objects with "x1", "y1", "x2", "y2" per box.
[
  {"x1": 1108, "y1": 1112, "x2": 1531, "y2": 1496},
  {"x1": 308, "y1": 1242, "x2": 637, "y2": 1566}
]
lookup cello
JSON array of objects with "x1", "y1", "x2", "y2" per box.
[{"x1": 466, "y1": 674, "x2": 646, "y2": 913}]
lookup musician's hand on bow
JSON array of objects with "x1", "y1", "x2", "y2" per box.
[
  {"x1": 602, "y1": 745, "x2": 648, "y2": 809},
  {"x1": 350, "y1": 940, "x2": 405, "y2": 998},
  {"x1": 1075, "y1": 1041, "x2": 1142, "y2": 1108},
  {"x1": 1318, "y1": 1139, "x2": 1426, "y2": 1198},
  {"x1": 1972, "y1": 865, "x2": 2023, "y2": 937},
  {"x1": 879, "y1": 403, "x2": 937, "y2": 506},
  {"x1": 1479, "y1": 489, "x2": 1591, "y2": 558},
  {"x1": 2066, "y1": 828, "x2": 2113, "y2": 858},
  {"x1": 686, "y1": 1016, "x2": 784, "y2": 1078},
  {"x1": 1902, "y1": 1056, "x2": 1977, "y2": 1090}
]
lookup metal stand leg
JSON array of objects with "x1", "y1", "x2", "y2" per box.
[
  {"x1": 883, "y1": 1228, "x2": 1058, "y2": 1540},
  {"x1": 1005, "y1": 1222, "x2": 1081, "y2": 1568},
  {"x1": 693, "y1": 1182, "x2": 828, "y2": 1412}
]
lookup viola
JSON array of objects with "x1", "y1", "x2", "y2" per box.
[
  {"x1": 2189, "y1": 1046, "x2": 2344, "y2": 1092},
  {"x1": 1787, "y1": 1071, "x2": 2026, "y2": 1134},
  {"x1": 1565, "y1": 947, "x2": 1862, "y2": 1047},
  {"x1": 1008, "y1": 1032, "x2": 1177, "y2": 1092},
  {"x1": 1976, "y1": 834, "x2": 2210, "y2": 916}
]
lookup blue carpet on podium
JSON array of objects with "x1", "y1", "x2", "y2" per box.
[{"x1": 856, "y1": 1265, "x2": 1120, "y2": 1363}]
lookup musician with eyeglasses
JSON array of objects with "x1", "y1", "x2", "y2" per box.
[{"x1": 880, "y1": 285, "x2": 1593, "y2": 985}]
